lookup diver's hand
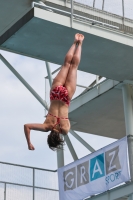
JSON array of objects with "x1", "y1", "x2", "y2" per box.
[{"x1": 28, "y1": 143, "x2": 35, "y2": 150}]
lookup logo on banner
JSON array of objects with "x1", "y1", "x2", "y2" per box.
[
  {"x1": 90, "y1": 153, "x2": 105, "y2": 181},
  {"x1": 77, "y1": 161, "x2": 89, "y2": 187},
  {"x1": 63, "y1": 146, "x2": 122, "y2": 190},
  {"x1": 63, "y1": 167, "x2": 76, "y2": 191},
  {"x1": 105, "y1": 146, "x2": 121, "y2": 174},
  {"x1": 64, "y1": 161, "x2": 89, "y2": 191},
  {"x1": 105, "y1": 146, "x2": 121, "y2": 185}
]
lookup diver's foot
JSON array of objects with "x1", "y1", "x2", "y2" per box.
[
  {"x1": 78, "y1": 34, "x2": 84, "y2": 44},
  {"x1": 74, "y1": 33, "x2": 80, "y2": 43}
]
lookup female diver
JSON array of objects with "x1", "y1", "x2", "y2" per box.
[{"x1": 24, "y1": 33, "x2": 84, "y2": 151}]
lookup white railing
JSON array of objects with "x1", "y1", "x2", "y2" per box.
[
  {"x1": 33, "y1": 0, "x2": 133, "y2": 35},
  {"x1": 0, "y1": 162, "x2": 59, "y2": 200}
]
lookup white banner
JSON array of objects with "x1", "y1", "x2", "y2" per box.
[{"x1": 58, "y1": 137, "x2": 130, "y2": 200}]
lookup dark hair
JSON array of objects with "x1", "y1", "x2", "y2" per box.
[{"x1": 47, "y1": 129, "x2": 65, "y2": 151}]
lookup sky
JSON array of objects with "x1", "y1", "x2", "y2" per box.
[{"x1": 0, "y1": 49, "x2": 116, "y2": 170}]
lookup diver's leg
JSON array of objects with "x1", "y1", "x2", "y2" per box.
[
  {"x1": 51, "y1": 33, "x2": 80, "y2": 90},
  {"x1": 65, "y1": 34, "x2": 84, "y2": 100}
]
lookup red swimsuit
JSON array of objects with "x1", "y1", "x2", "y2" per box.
[
  {"x1": 50, "y1": 85, "x2": 70, "y2": 106},
  {"x1": 49, "y1": 85, "x2": 70, "y2": 133},
  {"x1": 47, "y1": 113, "x2": 68, "y2": 133}
]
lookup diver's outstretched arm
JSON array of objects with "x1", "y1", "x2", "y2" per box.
[{"x1": 24, "y1": 123, "x2": 49, "y2": 150}]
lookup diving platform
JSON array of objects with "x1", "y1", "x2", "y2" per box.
[
  {"x1": 69, "y1": 79, "x2": 125, "y2": 139},
  {"x1": 1, "y1": 0, "x2": 133, "y2": 81},
  {"x1": 1, "y1": 1, "x2": 133, "y2": 199}
]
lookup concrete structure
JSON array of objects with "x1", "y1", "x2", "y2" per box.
[
  {"x1": 1, "y1": 0, "x2": 133, "y2": 199},
  {"x1": 1, "y1": 1, "x2": 133, "y2": 81}
]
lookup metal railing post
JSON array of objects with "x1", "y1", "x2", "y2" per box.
[
  {"x1": 4, "y1": 183, "x2": 6, "y2": 200},
  {"x1": 93, "y1": 0, "x2": 96, "y2": 8},
  {"x1": 33, "y1": 169, "x2": 35, "y2": 200},
  {"x1": 96, "y1": 75, "x2": 99, "y2": 85},
  {"x1": 122, "y1": 0, "x2": 125, "y2": 25},
  {"x1": 96, "y1": 75, "x2": 99, "y2": 89},
  {"x1": 102, "y1": 0, "x2": 105, "y2": 10},
  {"x1": 71, "y1": 0, "x2": 73, "y2": 27},
  {"x1": 122, "y1": 84, "x2": 133, "y2": 181}
]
